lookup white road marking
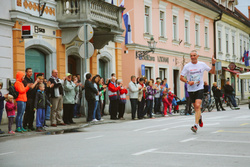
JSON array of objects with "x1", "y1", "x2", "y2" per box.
[
  {"x1": 133, "y1": 121, "x2": 186, "y2": 132},
  {"x1": 152, "y1": 151, "x2": 250, "y2": 158},
  {"x1": 196, "y1": 139, "x2": 250, "y2": 144},
  {"x1": 85, "y1": 135, "x2": 104, "y2": 140},
  {"x1": 235, "y1": 115, "x2": 250, "y2": 119},
  {"x1": 0, "y1": 152, "x2": 15, "y2": 156},
  {"x1": 180, "y1": 138, "x2": 197, "y2": 143},
  {"x1": 146, "y1": 123, "x2": 220, "y2": 134},
  {"x1": 206, "y1": 116, "x2": 229, "y2": 120},
  {"x1": 132, "y1": 148, "x2": 158, "y2": 156}
]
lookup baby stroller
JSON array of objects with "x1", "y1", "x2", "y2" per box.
[{"x1": 172, "y1": 96, "x2": 194, "y2": 115}]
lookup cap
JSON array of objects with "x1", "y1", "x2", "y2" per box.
[
  {"x1": 66, "y1": 73, "x2": 72, "y2": 77},
  {"x1": 156, "y1": 79, "x2": 161, "y2": 83}
]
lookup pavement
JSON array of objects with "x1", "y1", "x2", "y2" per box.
[{"x1": 0, "y1": 105, "x2": 250, "y2": 167}]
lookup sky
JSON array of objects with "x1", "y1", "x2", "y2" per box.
[{"x1": 236, "y1": 0, "x2": 250, "y2": 18}]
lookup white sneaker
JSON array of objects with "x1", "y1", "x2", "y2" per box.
[
  {"x1": 98, "y1": 119, "x2": 104, "y2": 121},
  {"x1": 152, "y1": 113, "x2": 155, "y2": 116},
  {"x1": 164, "y1": 115, "x2": 168, "y2": 117},
  {"x1": 92, "y1": 119, "x2": 98, "y2": 122}
]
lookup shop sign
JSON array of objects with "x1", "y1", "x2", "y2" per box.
[
  {"x1": 136, "y1": 52, "x2": 155, "y2": 61},
  {"x1": 34, "y1": 26, "x2": 45, "y2": 33},
  {"x1": 228, "y1": 62, "x2": 236, "y2": 70},
  {"x1": 141, "y1": 65, "x2": 145, "y2": 76},
  {"x1": 21, "y1": 25, "x2": 33, "y2": 38},
  {"x1": 157, "y1": 56, "x2": 169, "y2": 63}
]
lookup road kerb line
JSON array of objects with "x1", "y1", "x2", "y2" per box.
[
  {"x1": 0, "y1": 152, "x2": 15, "y2": 156},
  {"x1": 240, "y1": 123, "x2": 249, "y2": 126},
  {"x1": 132, "y1": 148, "x2": 158, "y2": 156},
  {"x1": 152, "y1": 151, "x2": 250, "y2": 158},
  {"x1": 196, "y1": 139, "x2": 250, "y2": 144}
]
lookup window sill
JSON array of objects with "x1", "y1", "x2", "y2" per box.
[
  {"x1": 158, "y1": 36, "x2": 168, "y2": 43},
  {"x1": 184, "y1": 42, "x2": 191, "y2": 48},
  {"x1": 143, "y1": 33, "x2": 153, "y2": 40},
  {"x1": 195, "y1": 45, "x2": 201, "y2": 50},
  {"x1": 204, "y1": 47, "x2": 210, "y2": 52},
  {"x1": 172, "y1": 39, "x2": 179, "y2": 45}
]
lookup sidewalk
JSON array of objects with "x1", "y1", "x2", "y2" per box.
[{"x1": 0, "y1": 112, "x2": 181, "y2": 138}]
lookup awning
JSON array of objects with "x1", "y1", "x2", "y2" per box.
[
  {"x1": 224, "y1": 68, "x2": 240, "y2": 75},
  {"x1": 239, "y1": 72, "x2": 250, "y2": 79}
]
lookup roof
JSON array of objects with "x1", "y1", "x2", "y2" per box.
[
  {"x1": 210, "y1": 0, "x2": 250, "y2": 27},
  {"x1": 190, "y1": 0, "x2": 221, "y2": 14}
]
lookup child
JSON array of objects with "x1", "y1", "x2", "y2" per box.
[
  {"x1": 34, "y1": 83, "x2": 51, "y2": 132},
  {"x1": 5, "y1": 95, "x2": 16, "y2": 134},
  {"x1": 0, "y1": 82, "x2": 7, "y2": 134},
  {"x1": 162, "y1": 94, "x2": 169, "y2": 117},
  {"x1": 167, "y1": 92, "x2": 175, "y2": 115}
]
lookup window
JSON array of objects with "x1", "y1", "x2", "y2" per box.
[
  {"x1": 159, "y1": 68, "x2": 166, "y2": 80},
  {"x1": 218, "y1": 31, "x2": 222, "y2": 52},
  {"x1": 184, "y1": 19, "x2": 189, "y2": 43},
  {"x1": 145, "y1": 6, "x2": 150, "y2": 33},
  {"x1": 195, "y1": 23, "x2": 199, "y2": 45},
  {"x1": 145, "y1": 67, "x2": 152, "y2": 80},
  {"x1": 226, "y1": 34, "x2": 229, "y2": 53},
  {"x1": 173, "y1": 15, "x2": 177, "y2": 40},
  {"x1": 205, "y1": 26, "x2": 208, "y2": 48},
  {"x1": 232, "y1": 36, "x2": 235, "y2": 55},
  {"x1": 160, "y1": 11, "x2": 164, "y2": 37}
]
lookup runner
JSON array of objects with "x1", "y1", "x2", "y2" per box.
[{"x1": 180, "y1": 50, "x2": 216, "y2": 133}]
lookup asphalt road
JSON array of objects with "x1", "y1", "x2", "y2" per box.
[{"x1": 0, "y1": 105, "x2": 250, "y2": 167}]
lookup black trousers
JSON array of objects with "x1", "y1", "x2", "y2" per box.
[
  {"x1": 63, "y1": 104, "x2": 74, "y2": 123},
  {"x1": 87, "y1": 100, "x2": 95, "y2": 122},
  {"x1": 214, "y1": 97, "x2": 224, "y2": 110},
  {"x1": 138, "y1": 98, "x2": 145, "y2": 119},
  {"x1": 23, "y1": 99, "x2": 35, "y2": 128},
  {"x1": 185, "y1": 97, "x2": 192, "y2": 115},
  {"x1": 130, "y1": 99, "x2": 138, "y2": 119},
  {"x1": 110, "y1": 100, "x2": 118, "y2": 119},
  {"x1": 118, "y1": 103, "x2": 125, "y2": 118}
]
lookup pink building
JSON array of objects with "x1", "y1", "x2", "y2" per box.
[{"x1": 121, "y1": 0, "x2": 219, "y2": 98}]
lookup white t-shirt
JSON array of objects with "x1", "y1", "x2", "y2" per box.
[{"x1": 181, "y1": 61, "x2": 211, "y2": 92}]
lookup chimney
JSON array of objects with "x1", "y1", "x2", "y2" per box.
[{"x1": 249, "y1": 6, "x2": 250, "y2": 19}]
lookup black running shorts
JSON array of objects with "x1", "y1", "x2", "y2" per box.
[{"x1": 188, "y1": 89, "x2": 204, "y2": 103}]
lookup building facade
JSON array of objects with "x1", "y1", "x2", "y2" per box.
[
  {"x1": 212, "y1": 0, "x2": 250, "y2": 100},
  {"x1": 121, "y1": 0, "x2": 219, "y2": 111}
]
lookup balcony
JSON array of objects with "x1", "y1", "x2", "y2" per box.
[{"x1": 56, "y1": 0, "x2": 125, "y2": 49}]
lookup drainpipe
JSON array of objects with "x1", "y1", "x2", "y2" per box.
[{"x1": 214, "y1": 13, "x2": 222, "y2": 88}]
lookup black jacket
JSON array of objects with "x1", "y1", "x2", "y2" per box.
[
  {"x1": 212, "y1": 86, "x2": 222, "y2": 97},
  {"x1": 49, "y1": 77, "x2": 64, "y2": 98},
  {"x1": 23, "y1": 76, "x2": 36, "y2": 99},
  {"x1": 34, "y1": 91, "x2": 51, "y2": 109},
  {"x1": 85, "y1": 80, "x2": 98, "y2": 101},
  {"x1": 224, "y1": 84, "x2": 234, "y2": 95}
]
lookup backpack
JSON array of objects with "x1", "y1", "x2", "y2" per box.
[{"x1": 8, "y1": 81, "x2": 19, "y2": 99}]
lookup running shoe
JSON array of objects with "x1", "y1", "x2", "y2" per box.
[
  {"x1": 191, "y1": 125, "x2": 198, "y2": 133},
  {"x1": 199, "y1": 117, "x2": 203, "y2": 128}
]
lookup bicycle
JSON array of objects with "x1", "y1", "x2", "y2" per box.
[
  {"x1": 221, "y1": 94, "x2": 240, "y2": 109},
  {"x1": 201, "y1": 93, "x2": 215, "y2": 112}
]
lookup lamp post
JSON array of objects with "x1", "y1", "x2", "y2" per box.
[{"x1": 136, "y1": 37, "x2": 157, "y2": 59}]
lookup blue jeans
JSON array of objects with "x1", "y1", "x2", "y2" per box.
[
  {"x1": 73, "y1": 103, "x2": 80, "y2": 117},
  {"x1": 154, "y1": 97, "x2": 161, "y2": 114},
  {"x1": 93, "y1": 101, "x2": 101, "y2": 120},
  {"x1": 16, "y1": 101, "x2": 26, "y2": 128},
  {"x1": 46, "y1": 105, "x2": 51, "y2": 120},
  {"x1": 36, "y1": 108, "x2": 45, "y2": 127},
  {"x1": 228, "y1": 95, "x2": 237, "y2": 107},
  {"x1": 0, "y1": 108, "x2": 3, "y2": 125},
  {"x1": 144, "y1": 100, "x2": 153, "y2": 118}
]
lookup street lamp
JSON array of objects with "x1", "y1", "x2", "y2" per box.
[{"x1": 136, "y1": 37, "x2": 157, "y2": 59}]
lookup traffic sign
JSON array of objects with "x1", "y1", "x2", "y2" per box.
[
  {"x1": 79, "y1": 43, "x2": 94, "y2": 59},
  {"x1": 78, "y1": 25, "x2": 94, "y2": 41},
  {"x1": 141, "y1": 65, "x2": 145, "y2": 76}
]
